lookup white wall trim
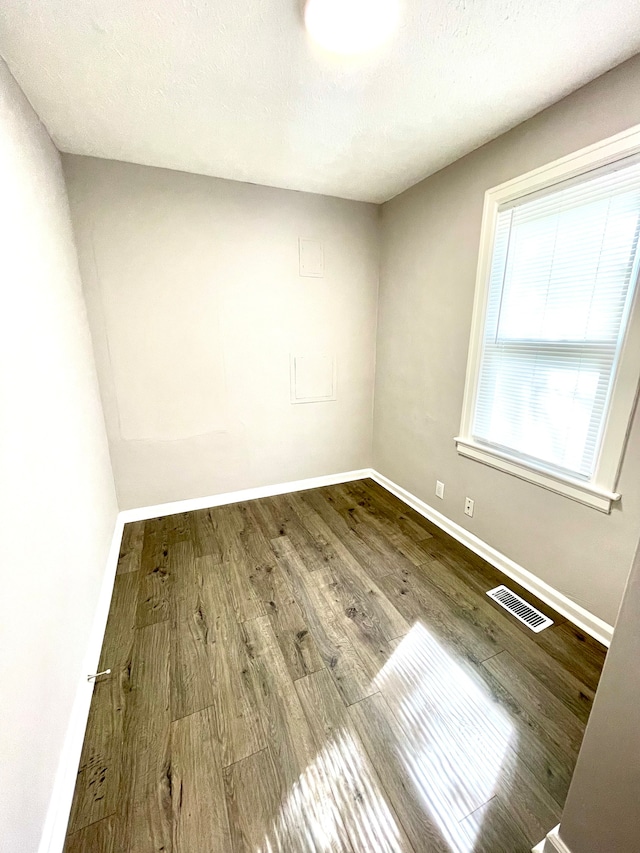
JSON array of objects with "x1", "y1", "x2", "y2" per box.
[
  {"x1": 119, "y1": 469, "x2": 372, "y2": 522},
  {"x1": 455, "y1": 437, "x2": 620, "y2": 513},
  {"x1": 370, "y1": 470, "x2": 614, "y2": 647},
  {"x1": 532, "y1": 825, "x2": 574, "y2": 853},
  {"x1": 38, "y1": 513, "x2": 125, "y2": 853}
]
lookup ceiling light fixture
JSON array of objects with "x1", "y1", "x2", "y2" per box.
[{"x1": 304, "y1": 0, "x2": 399, "y2": 55}]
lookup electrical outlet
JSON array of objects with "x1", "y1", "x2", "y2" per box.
[
  {"x1": 436, "y1": 481, "x2": 445, "y2": 499},
  {"x1": 464, "y1": 497, "x2": 474, "y2": 517}
]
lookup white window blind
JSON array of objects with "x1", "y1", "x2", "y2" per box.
[{"x1": 472, "y1": 159, "x2": 640, "y2": 481}]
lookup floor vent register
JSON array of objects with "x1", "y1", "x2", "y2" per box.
[{"x1": 486, "y1": 585, "x2": 553, "y2": 632}]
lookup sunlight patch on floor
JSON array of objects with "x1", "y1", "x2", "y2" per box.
[
  {"x1": 374, "y1": 621, "x2": 516, "y2": 851},
  {"x1": 257, "y1": 727, "x2": 405, "y2": 852},
  {"x1": 257, "y1": 621, "x2": 516, "y2": 852}
]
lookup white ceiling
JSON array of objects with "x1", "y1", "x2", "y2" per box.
[{"x1": 1, "y1": 1, "x2": 640, "y2": 202}]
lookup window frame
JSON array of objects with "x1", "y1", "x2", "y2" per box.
[{"x1": 456, "y1": 125, "x2": 640, "y2": 513}]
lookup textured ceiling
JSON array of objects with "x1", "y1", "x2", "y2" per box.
[{"x1": 1, "y1": 1, "x2": 640, "y2": 202}]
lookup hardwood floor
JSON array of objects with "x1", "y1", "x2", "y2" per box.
[{"x1": 64, "y1": 479, "x2": 607, "y2": 852}]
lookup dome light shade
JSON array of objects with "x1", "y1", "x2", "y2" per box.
[{"x1": 304, "y1": 0, "x2": 399, "y2": 55}]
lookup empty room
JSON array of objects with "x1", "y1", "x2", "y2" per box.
[{"x1": 2, "y1": 2, "x2": 640, "y2": 852}]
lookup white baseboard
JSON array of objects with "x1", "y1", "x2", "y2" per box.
[
  {"x1": 532, "y1": 825, "x2": 573, "y2": 853},
  {"x1": 370, "y1": 470, "x2": 613, "y2": 647},
  {"x1": 38, "y1": 514, "x2": 125, "y2": 853},
  {"x1": 119, "y1": 468, "x2": 372, "y2": 523}
]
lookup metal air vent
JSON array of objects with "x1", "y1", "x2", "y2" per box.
[{"x1": 486, "y1": 585, "x2": 553, "y2": 632}]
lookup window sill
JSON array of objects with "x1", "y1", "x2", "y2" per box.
[{"x1": 454, "y1": 437, "x2": 621, "y2": 513}]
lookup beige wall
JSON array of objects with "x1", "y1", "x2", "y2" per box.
[
  {"x1": 374, "y1": 53, "x2": 640, "y2": 627},
  {"x1": 63, "y1": 156, "x2": 379, "y2": 510},
  {"x1": 0, "y1": 63, "x2": 118, "y2": 852},
  {"x1": 553, "y1": 540, "x2": 640, "y2": 852}
]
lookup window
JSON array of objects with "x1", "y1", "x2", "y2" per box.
[{"x1": 457, "y1": 127, "x2": 640, "y2": 512}]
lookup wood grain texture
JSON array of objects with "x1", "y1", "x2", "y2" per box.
[
  {"x1": 377, "y1": 561, "x2": 501, "y2": 665},
  {"x1": 457, "y1": 797, "x2": 532, "y2": 853},
  {"x1": 223, "y1": 748, "x2": 282, "y2": 853},
  {"x1": 272, "y1": 535, "x2": 376, "y2": 704},
  {"x1": 535, "y1": 621, "x2": 606, "y2": 693},
  {"x1": 229, "y1": 655, "x2": 363, "y2": 853},
  {"x1": 205, "y1": 558, "x2": 266, "y2": 768},
  {"x1": 248, "y1": 559, "x2": 324, "y2": 680},
  {"x1": 64, "y1": 815, "x2": 116, "y2": 853},
  {"x1": 304, "y1": 506, "x2": 410, "y2": 639},
  {"x1": 488, "y1": 747, "x2": 562, "y2": 843},
  {"x1": 242, "y1": 615, "x2": 317, "y2": 791},
  {"x1": 420, "y1": 539, "x2": 563, "y2": 633},
  {"x1": 353, "y1": 479, "x2": 437, "y2": 540},
  {"x1": 67, "y1": 479, "x2": 605, "y2": 852},
  {"x1": 136, "y1": 526, "x2": 172, "y2": 628},
  {"x1": 219, "y1": 558, "x2": 266, "y2": 622},
  {"x1": 117, "y1": 521, "x2": 145, "y2": 575},
  {"x1": 266, "y1": 493, "x2": 340, "y2": 573},
  {"x1": 66, "y1": 676, "x2": 127, "y2": 834},
  {"x1": 312, "y1": 565, "x2": 396, "y2": 681},
  {"x1": 348, "y1": 693, "x2": 451, "y2": 852},
  {"x1": 170, "y1": 706, "x2": 231, "y2": 852},
  {"x1": 99, "y1": 569, "x2": 140, "y2": 670},
  {"x1": 296, "y1": 669, "x2": 416, "y2": 852},
  {"x1": 334, "y1": 482, "x2": 433, "y2": 565},
  {"x1": 417, "y1": 552, "x2": 597, "y2": 723},
  {"x1": 483, "y1": 650, "x2": 586, "y2": 759},
  {"x1": 191, "y1": 508, "x2": 224, "y2": 561},
  {"x1": 169, "y1": 540, "x2": 199, "y2": 626},
  {"x1": 348, "y1": 520, "x2": 417, "y2": 579},
  {"x1": 67, "y1": 571, "x2": 139, "y2": 833},
  {"x1": 115, "y1": 620, "x2": 172, "y2": 853},
  {"x1": 169, "y1": 596, "x2": 216, "y2": 721}
]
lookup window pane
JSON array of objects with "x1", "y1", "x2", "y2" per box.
[
  {"x1": 497, "y1": 199, "x2": 639, "y2": 342},
  {"x1": 473, "y1": 159, "x2": 640, "y2": 479},
  {"x1": 475, "y1": 350, "x2": 608, "y2": 477}
]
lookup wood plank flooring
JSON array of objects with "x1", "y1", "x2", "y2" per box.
[{"x1": 64, "y1": 479, "x2": 607, "y2": 853}]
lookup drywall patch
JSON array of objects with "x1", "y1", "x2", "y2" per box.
[
  {"x1": 290, "y1": 353, "x2": 337, "y2": 403},
  {"x1": 299, "y1": 238, "x2": 324, "y2": 277},
  {"x1": 92, "y1": 208, "x2": 228, "y2": 441}
]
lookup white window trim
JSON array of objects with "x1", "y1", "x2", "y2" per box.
[{"x1": 456, "y1": 124, "x2": 640, "y2": 513}]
